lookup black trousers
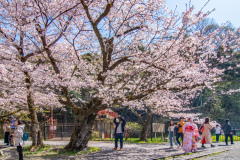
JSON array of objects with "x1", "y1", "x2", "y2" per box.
[
  {"x1": 176, "y1": 133, "x2": 183, "y2": 145},
  {"x1": 225, "y1": 134, "x2": 233, "y2": 145},
  {"x1": 4, "y1": 132, "x2": 10, "y2": 144},
  {"x1": 17, "y1": 146, "x2": 23, "y2": 160}
]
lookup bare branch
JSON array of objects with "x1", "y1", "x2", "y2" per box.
[
  {"x1": 131, "y1": 109, "x2": 144, "y2": 125},
  {"x1": 108, "y1": 57, "x2": 129, "y2": 71},
  {"x1": 94, "y1": 2, "x2": 113, "y2": 25},
  {"x1": 48, "y1": 14, "x2": 74, "y2": 48},
  {"x1": 116, "y1": 26, "x2": 143, "y2": 38}
]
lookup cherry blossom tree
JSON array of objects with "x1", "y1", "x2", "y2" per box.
[
  {"x1": 0, "y1": 0, "x2": 67, "y2": 150},
  {"x1": 1, "y1": 0, "x2": 240, "y2": 151},
  {"x1": 0, "y1": 46, "x2": 63, "y2": 150}
]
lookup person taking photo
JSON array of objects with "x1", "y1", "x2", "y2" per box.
[{"x1": 113, "y1": 115, "x2": 126, "y2": 151}]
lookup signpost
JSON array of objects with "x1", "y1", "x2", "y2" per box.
[{"x1": 152, "y1": 123, "x2": 165, "y2": 141}]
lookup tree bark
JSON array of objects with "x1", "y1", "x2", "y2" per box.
[
  {"x1": 138, "y1": 108, "x2": 152, "y2": 141},
  {"x1": 65, "y1": 110, "x2": 98, "y2": 151},
  {"x1": 25, "y1": 69, "x2": 43, "y2": 150},
  {"x1": 27, "y1": 91, "x2": 43, "y2": 151},
  {"x1": 139, "y1": 114, "x2": 152, "y2": 141},
  {"x1": 0, "y1": 121, "x2": 4, "y2": 139}
]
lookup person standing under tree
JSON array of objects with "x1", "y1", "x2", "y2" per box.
[
  {"x1": 11, "y1": 119, "x2": 24, "y2": 160},
  {"x1": 168, "y1": 121, "x2": 178, "y2": 149},
  {"x1": 113, "y1": 115, "x2": 126, "y2": 150},
  {"x1": 4, "y1": 119, "x2": 11, "y2": 146},
  {"x1": 201, "y1": 117, "x2": 215, "y2": 148},
  {"x1": 9, "y1": 115, "x2": 16, "y2": 146},
  {"x1": 215, "y1": 124, "x2": 221, "y2": 142},
  {"x1": 182, "y1": 118, "x2": 198, "y2": 153},
  {"x1": 222, "y1": 119, "x2": 234, "y2": 146},
  {"x1": 176, "y1": 117, "x2": 185, "y2": 149}
]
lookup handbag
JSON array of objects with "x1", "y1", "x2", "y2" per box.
[
  {"x1": 200, "y1": 125, "x2": 204, "y2": 132},
  {"x1": 202, "y1": 137, "x2": 206, "y2": 143}
]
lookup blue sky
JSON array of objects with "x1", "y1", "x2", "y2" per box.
[{"x1": 166, "y1": 0, "x2": 240, "y2": 28}]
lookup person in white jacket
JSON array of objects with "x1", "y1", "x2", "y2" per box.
[{"x1": 11, "y1": 119, "x2": 24, "y2": 160}]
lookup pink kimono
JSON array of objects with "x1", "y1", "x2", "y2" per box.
[{"x1": 182, "y1": 122, "x2": 198, "y2": 153}]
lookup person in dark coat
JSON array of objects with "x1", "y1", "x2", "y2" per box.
[
  {"x1": 8, "y1": 115, "x2": 16, "y2": 146},
  {"x1": 222, "y1": 119, "x2": 234, "y2": 145},
  {"x1": 113, "y1": 115, "x2": 126, "y2": 150},
  {"x1": 4, "y1": 119, "x2": 11, "y2": 146},
  {"x1": 176, "y1": 117, "x2": 185, "y2": 149}
]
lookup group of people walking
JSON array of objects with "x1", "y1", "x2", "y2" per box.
[
  {"x1": 3, "y1": 116, "x2": 25, "y2": 160},
  {"x1": 3, "y1": 114, "x2": 234, "y2": 159},
  {"x1": 112, "y1": 115, "x2": 234, "y2": 153},
  {"x1": 168, "y1": 117, "x2": 234, "y2": 153}
]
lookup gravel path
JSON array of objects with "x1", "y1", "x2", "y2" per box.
[
  {"x1": 0, "y1": 140, "x2": 239, "y2": 160},
  {"x1": 203, "y1": 143, "x2": 240, "y2": 160}
]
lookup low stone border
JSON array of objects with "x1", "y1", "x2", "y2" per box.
[
  {"x1": 153, "y1": 148, "x2": 230, "y2": 160},
  {"x1": 185, "y1": 150, "x2": 228, "y2": 160}
]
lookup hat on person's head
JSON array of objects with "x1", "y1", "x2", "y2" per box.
[
  {"x1": 8, "y1": 115, "x2": 14, "y2": 119},
  {"x1": 180, "y1": 117, "x2": 184, "y2": 120}
]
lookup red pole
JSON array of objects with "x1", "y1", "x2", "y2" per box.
[{"x1": 51, "y1": 106, "x2": 53, "y2": 120}]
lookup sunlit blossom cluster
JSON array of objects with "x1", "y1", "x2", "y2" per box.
[{"x1": 0, "y1": 0, "x2": 240, "y2": 118}]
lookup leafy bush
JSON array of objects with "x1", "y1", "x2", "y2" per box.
[
  {"x1": 91, "y1": 131, "x2": 100, "y2": 140},
  {"x1": 125, "y1": 122, "x2": 141, "y2": 140}
]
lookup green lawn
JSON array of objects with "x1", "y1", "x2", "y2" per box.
[
  {"x1": 211, "y1": 135, "x2": 240, "y2": 142},
  {"x1": 91, "y1": 137, "x2": 168, "y2": 143},
  {"x1": 92, "y1": 135, "x2": 240, "y2": 144},
  {"x1": 22, "y1": 145, "x2": 102, "y2": 159}
]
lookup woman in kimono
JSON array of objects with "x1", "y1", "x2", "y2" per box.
[
  {"x1": 182, "y1": 118, "x2": 198, "y2": 153},
  {"x1": 201, "y1": 117, "x2": 215, "y2": 148}
]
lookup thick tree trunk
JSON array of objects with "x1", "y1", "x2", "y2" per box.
[
  {"x1": 27, "y1": 91, "x2": 43, "y2": 151},
  {"x1": 65, "y1": 111, "x2": 97, "y2": 151},
  {"x1": 139, "y1": 108, "x2": 152, "y2": 141},
  {"x1": 0, "y1": 121, "x2": 4, "y2": 139},
  {"x1": 24, "y1": 70, "x2": 43, "y2": 151}
]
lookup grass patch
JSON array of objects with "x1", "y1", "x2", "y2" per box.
[
  {"x1": 191, "y1": 150, "x2": 228, "y2": 160},
  {"x1": 22, "y1": 145, "x2": 101, "y2": 159},
  {"x1": 156, "y1": 151, "x2": 201, "y2": 160},
  {"x1": 92, "y1": 135, "x2": 240, "y2": 143},
  {"x1": 211, "y1": 135, "x2": 240, "y2": 142},
  {"x1": 91, "y1": 137, "x2": 168, "y2": 144},
  {"x1": 58, "y1": 147, "x2": 102, "y2": 156},
  {"x1": 157, "y1": 150, "x2": 227, "y2": 160},
  {"x1": 23, "y1": 145, "x2": 53, "y2": 156}
]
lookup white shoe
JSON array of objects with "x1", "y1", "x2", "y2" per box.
[
  {"x1": 170, "y1": 146, "x2": 173, "y2": 149},
  {"x1": 177, "y1": 145, "x2": 181, "y2": 149}
]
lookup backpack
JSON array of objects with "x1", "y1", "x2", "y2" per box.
[
  {"x1": 20, "y1": 127, "x2": 28, "y2": 141},
  {"x1": 22, "y1": 132, "x2": 28, "y2": 141}
]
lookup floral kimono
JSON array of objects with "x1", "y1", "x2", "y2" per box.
[{"x1": 182, "y1": 121, "x2": 198, "y2": 153}]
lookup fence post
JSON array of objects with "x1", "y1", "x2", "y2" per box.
[
  {"x1": 44, "y1": 122, "x2": 46, "y2": 141},
  {"x1": 151, "y1": 116, "x2": 153, "y2": 141},
  {"x1": 161, "y1": 132, "x2": 163, "y2": 142},
  {"x1": 61, "y1": 126, "x2": 63, "y2": 140},
  {"x1": 110, "y1": 122, "x2": 112, "y2": 140}
]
